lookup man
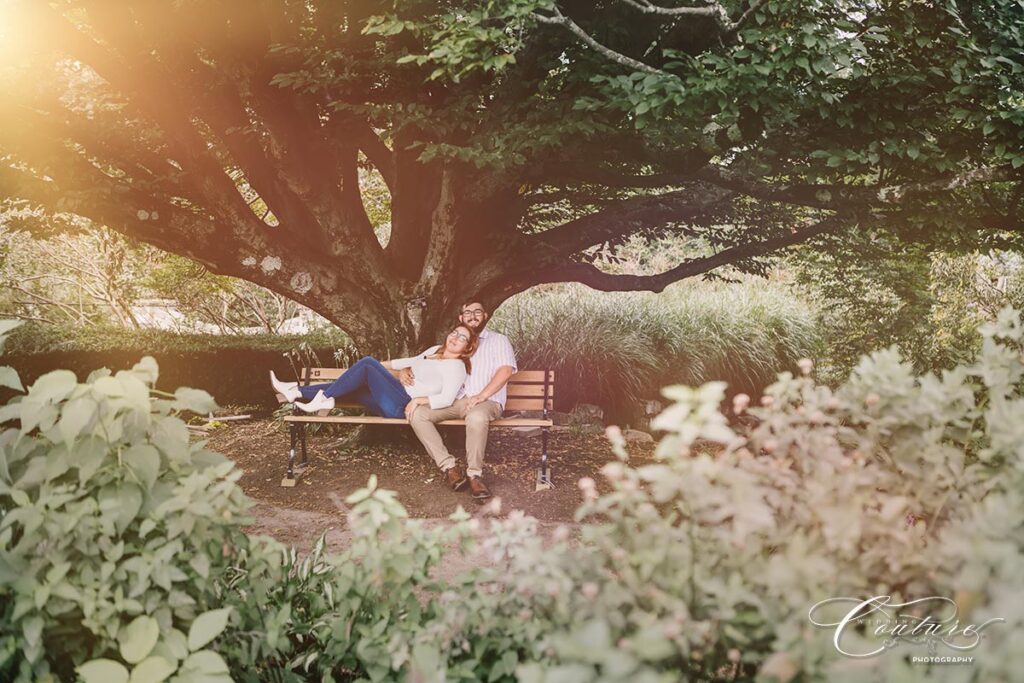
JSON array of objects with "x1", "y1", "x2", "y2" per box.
[{"x1": 402, "y1": 300, "x2": 516, "y2": 500}]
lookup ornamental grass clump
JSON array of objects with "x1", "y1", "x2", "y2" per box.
[{"x1": 493, "y1": 282, "x2": 819, "y2": 420}]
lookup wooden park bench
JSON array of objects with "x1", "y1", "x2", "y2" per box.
[{"x1": 276, "y1": 366, "x2": 555, "y2": 490}]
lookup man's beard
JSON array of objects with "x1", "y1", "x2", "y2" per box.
[{"x1": 465, "y1": 317, "x2": 488, "y2": 332}]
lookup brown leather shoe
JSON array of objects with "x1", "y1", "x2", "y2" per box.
[
  {"x1": 468, "y1": 476, "x2": 492, "y2": 501},
  {"x1": 445, "y1": 466, "x2": 468, "y2": 491}
]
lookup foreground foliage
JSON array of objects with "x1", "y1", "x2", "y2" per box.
[{"x1": 1, "y1": 309, "x2": 1023, "y2": 681}]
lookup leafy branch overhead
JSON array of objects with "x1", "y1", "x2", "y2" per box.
[{"x1": 0, "y1": 0, "x2": 1021, "y2": 350}]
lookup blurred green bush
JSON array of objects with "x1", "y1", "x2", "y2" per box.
[{"x1": 3, "y1": 307, "x2": 1022, "y2": 681}]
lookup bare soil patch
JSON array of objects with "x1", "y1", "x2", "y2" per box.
[{"x1": 204, "y1": 418, "x2": 657, "y2": 550}]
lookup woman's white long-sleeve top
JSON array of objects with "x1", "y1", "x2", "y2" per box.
[{"x1": 391, "y1": 345, "x2": 466, "y2": 409}]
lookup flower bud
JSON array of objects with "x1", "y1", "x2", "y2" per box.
[
  {"x1": 797, "y1": 358, "x2": 814, "y2": 375},
  {"x1": 865, "y1": 392, "x2": 881, "y2": 407},
  {"x1": 600, "y1": 462, "x2": 625, "y2": 480},
  {"x1": 732, "y1": 393, "x2": 751, "y2": 413},
  {"x1": 486, "y1": 496, "x2": 503, "y2": 515},
  {"x1": 760, "y1": 395, "x2": 775, "y2": 407},
  {"x1": 581, "y1": 582, "x2": 599, "y2": 600}
]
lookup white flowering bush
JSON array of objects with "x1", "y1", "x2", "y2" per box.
[{"x1": 3, "y1": 307, "x2": 1023, "y2": 682}]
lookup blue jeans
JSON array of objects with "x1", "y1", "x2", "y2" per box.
[{"x1": 298, "y1": 356, "x2": 411, "y2": 418}]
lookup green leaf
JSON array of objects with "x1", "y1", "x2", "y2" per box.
[
  {"x1": 29, "y1": 370, "x2": 77, "y2": 404},
  {"x1": 119, "y1": 615, "x2": 160, "y2": 664},
  {"x1": 78, "y1": 659, "x2": 130, "y2": 683},
  {"x1": 151, "y1": 418, "x2": 190, "y2": 462},
  {"x1": 22, "y1": 615, "x2": 43, "y2": 647},
  {"x1": 99, "y1": 483, "x2": 144, "y2": 534},
  {"x1": 172, "y1": 388, "x2": 217, "y2": 415},
  {"x1": 187, "y1": 608, "x2": 232, "y2": 651},
  {"x1": 93, "y1": 376, "x2": 126, "y2": 398},
  {"x1": 0, "y1": 366, "x2": 23, "y2": 392},
  {"x1": 124, "y1": 444, "x2": 161, "y2": 490},
  {"x1": 181, "y1": 650, "x2": 230, "y2": 675},
  {"x1": 76, "y1": 436, "x2": 109, "y2": 483},
  {"x1": 58, "y1": 397, "x2": 95, "y2": 447},
  {"x1": 410, "y1": 643, "x2": 443, "y2": 682},
  {"x1": 132, "y1": 357, "x2": 160, "y2": 385},
  {"x1": 129, "y1": 656, "x2": 176, "y2": 683}
]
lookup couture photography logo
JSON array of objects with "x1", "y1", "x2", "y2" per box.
[{"x1": 808, "y1": 595, "x2": 1005, "y2": 665}]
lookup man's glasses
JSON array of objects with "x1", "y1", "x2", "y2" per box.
[
  {"x1": 449, "y1": 331, "x2": 470, "y2": 343},
  {"x1": 462, "y1": 309, "x2": 486, "y2": 318}
]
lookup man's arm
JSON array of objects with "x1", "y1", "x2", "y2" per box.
[{"x1": 466, "y1": 365, "x2": 515, "y2": 409}]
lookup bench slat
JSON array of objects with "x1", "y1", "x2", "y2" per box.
[
  {"x1": 300, "y1": 367, "x2": 554, "y2": 384},
  {"x1": 505, "y1": 398, "x2": 553, "y2": 411},
  {"x1": 284, "y1": 415, "x2": 553, "y2": 426},
  {"x1": 507, "y1": 370, "x2": 554, "y2": 382},
  {"x1": 505, "y1": 384, "x2": 554, "y2": 397}
]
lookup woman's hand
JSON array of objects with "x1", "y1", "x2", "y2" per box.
[{"x1": 405, "y1": 397, "x2": 427, "y2": 420}]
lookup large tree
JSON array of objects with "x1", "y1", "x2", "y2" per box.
[{"x1": 1, "y1": 0, "x2": 1022, "y2": 352}]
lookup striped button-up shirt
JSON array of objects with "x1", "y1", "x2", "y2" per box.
[{"x1": 458, "y1": 329, "x2": 517, "y2": 409}]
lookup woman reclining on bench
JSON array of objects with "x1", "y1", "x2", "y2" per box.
[{"x1": 269, "y1": 325, "x2": 479, "y2": 420}]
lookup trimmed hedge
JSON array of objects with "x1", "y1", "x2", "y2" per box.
[
  {"x1": 5, "y1": 323, "x2": 351, "y2": 355},
  {"x1": 4, "y1": 324, "x2": 352, "y2": 410}
]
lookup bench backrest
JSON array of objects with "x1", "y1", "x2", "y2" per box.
[{"x1": 300, "y1": 367, "x2": 555, "y2": 414}]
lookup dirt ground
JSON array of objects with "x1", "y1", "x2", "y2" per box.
[{"x1": 203, "y1": 415, "x2": 657, "y2": 550}]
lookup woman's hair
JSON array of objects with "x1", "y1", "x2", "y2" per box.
[{"x1": 448, "y1": 325, "x2": 479, "y2": 374}]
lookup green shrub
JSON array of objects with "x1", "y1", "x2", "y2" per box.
[{"x1": 0, "y1": 323, "x2": 254, "y2": 681}]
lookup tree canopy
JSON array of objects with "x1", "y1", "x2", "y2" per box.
[{"x1": 1, "y1": 0, "x2": 1022, "y2": 351}]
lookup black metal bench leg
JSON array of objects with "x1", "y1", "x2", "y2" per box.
[
  {"x1": 287, "y1": 422, "x2": 297, "y2": 480},
  {"x1": 538, "y1": 425, "x2": 552, "y2": 487},
  {"x1": 299, "y1": 423, "x2": 308, "y2": 467}
]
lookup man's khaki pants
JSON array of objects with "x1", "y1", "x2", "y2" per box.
[{"x1": 409, "y1": 397, "x2": 502, "y2": 478}]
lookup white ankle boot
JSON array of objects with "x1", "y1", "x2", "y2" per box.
[
  {"x1": 269, "y1": 371, "x2": 302, "y2": 403},
  {"x1": 295, "y1": 390, "x2": 335, "y2": 413}
]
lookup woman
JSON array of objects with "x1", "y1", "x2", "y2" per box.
[{"x1": 270, "y1": 325, "x2": 478, "y2": 420}]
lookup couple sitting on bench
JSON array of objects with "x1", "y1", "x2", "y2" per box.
[{"x1": 270, "y1": 300, "x2": 518, "y2": 500}]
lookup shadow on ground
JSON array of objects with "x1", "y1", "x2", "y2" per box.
[{"x1": 204, "y1": 420, "x2": 657, "y2": 550}]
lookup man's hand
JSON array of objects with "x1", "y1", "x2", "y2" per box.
[
  {"x1": 465, "y1": 394, "x2": 486, "y2": 411},
  {"x1": 405, "y1": 397, "x2": 427, "y2": 420},
  {"x1": 398, "y1": 367, "x2": 415, "y2": 386}
]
